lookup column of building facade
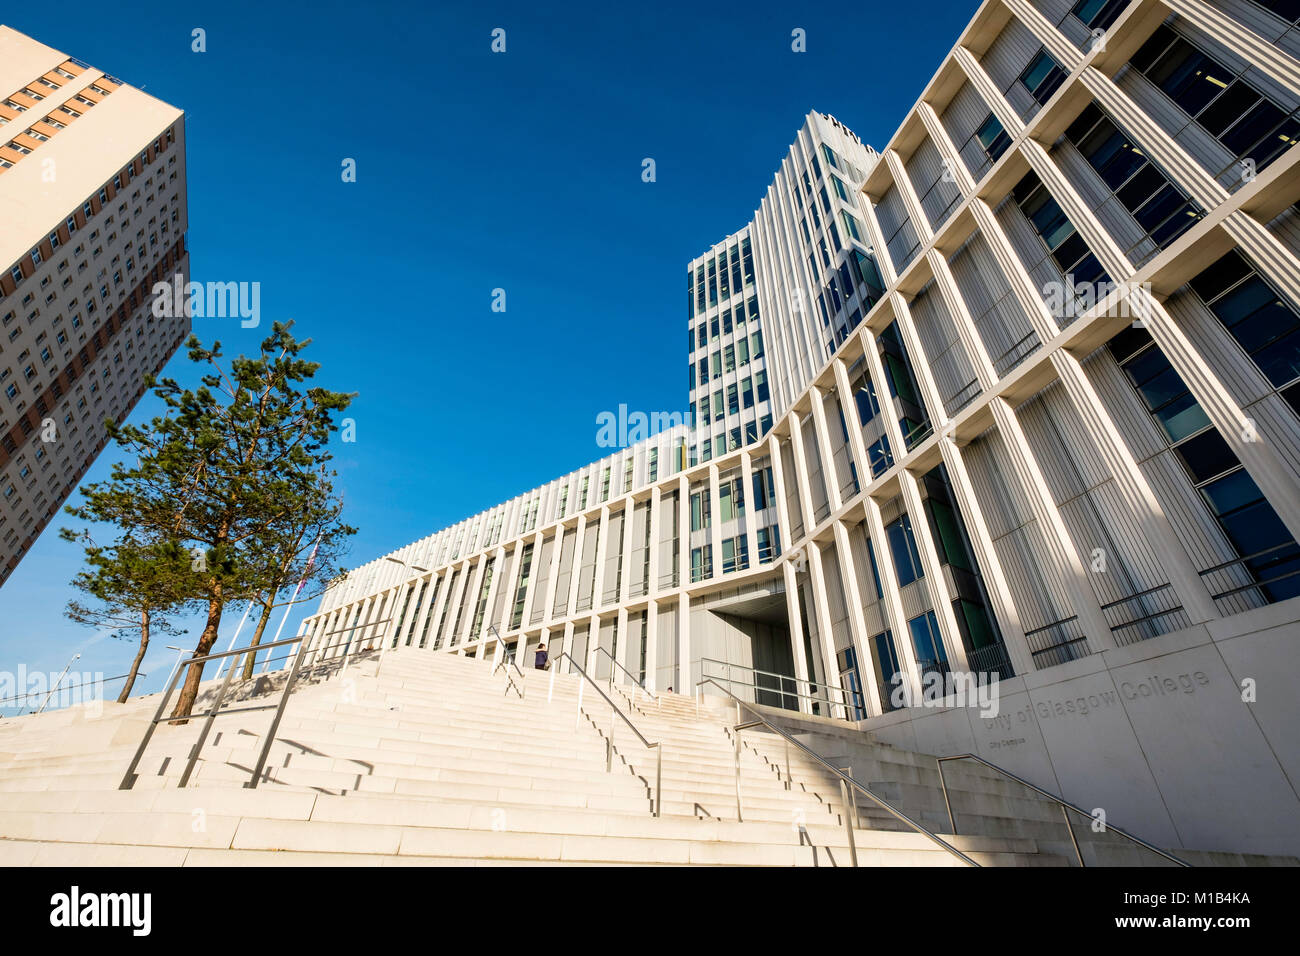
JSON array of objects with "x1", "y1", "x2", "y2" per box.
[
  {"x1": 952, "y1": 45, "x2": 1027, "y2": 146},
  {"x1": 1162, "y1": 0, "x2": 1300, "y2": 93},
  {"x1": 422, "y1": 568, "x2": 454, "y2": 652},
  {"x1": 707, "y1": 464, "x2": 723, "y2": 581},
  {"x1": 989, "y1": 395, "x2": 1116, "y2": 651},
  {"x1": 491, "y1": 544, "x2": 521, "y2": 641},
  {"x1": 1017, "y1": 48, "x2": 1300, "y2": 544},
  {"x1": 967, "y1": 160, "x2": 1222, "y2": 633},
  {"x1": 840, "y1": 301, "x2": 922, "y2": 703},
  {"x1": 675, "y1": 474, "x2": 691, "y2": 693},
  {"x1": 387, "y1": 580, "x2": 418, "y2": 647},
  {"x1": 739, "y1": 447, "x2": 759, "y2": 574},
  {"x1": 644, "y1": 487, "x2": 662, "y2": 692},
  {"x1": 612, "y1": 605, "x2": 628, "y2": 685},
  {"x1": 862, "y1": 492, "x2": 925, "y2": 706},
  {"x1": 591, "y1": 506, "x2": 611, "y2": 613},
  {"x1": 1216, "y1": 210, "x2": 1300, "y2": 538},
  {"x1": 402, "y1": 573, "x2": 436, "y2": 652},
  {"x1": 1078, "y1": 65, "x2": 1226, "y2": 212},
  {"x1": 938, "y1": 438, "x2": 1037, "y2": 676},
  {"x1": 439, "y1": 560, "x2": 472, "y2": 654},
  {"x1": 897, "y1": 466, "x2": 974, "y2": 673},
  {"x1": 454, "y1": 556, "x2": 487, "y2": 651},
  {"x1": 786, "y1": 413, "x2": 818, "y2": 540},
  {"x1": 587, "y1": 504, "x2": 609, "y2": 672},
  {"x1": 306, "y1": 608, "x2": 339, "y2": 665},
  {"x1": 324, "y1": 604, "x2": 353, "y2": 661},
  {"x1": 1136, "y1": 285, "x2": 1300, "y2": 544},
  {"x1": 829, "y1": 517, "x2": 886, "y2": 715},
  {"x1": 537, "y1": 526, "x2": 566, "y2": 668},
  {"x1": 864, "y1": 154, "x2": 984, "y2": 677},
  {"x1": 1051, "y1": 349, "x2": 1221, "y2": 623},
  {"x1": 807, "y1": 385, "x2": 844, "y2": 515},
  {"x1": 851, "y1": 120, "x2": 1045, "y2": 679},
  {"x1": 1003, "y1": 0, "x2": 1083, "y2": 75},
  {"x1": 518, "y1": 530, "x2": 546, "y2": 637},
  {"x1": 617, "y1": 495, "x2": 634, "y2": 607},
  {"x1": 618, "y1": 498, "x2": 639, "y2": 685},
  {"x1": 780, "y1": 559, "x2": 814, "y2": 714},
  {"x1": 805, "y1": 535, "x2": 850, "y2": 718},
  {"x1": 830, "y1": 356, "x2": 876, "y2": 495},
  {"x1": 382, "y1": 580, "x2": 414, "y2": 652},
  {"x1": 564, "y1": 515, "x2": 589, "y2": 667},
  {"x1": 320, "y1": 599, "x2": 356, "y2": 662},
  {"x1": 916, "y1": 101, "x2": 977, "y2": 198},
  {"x1": 478, "y1": 544, "x2": 510, "y2": 648}
]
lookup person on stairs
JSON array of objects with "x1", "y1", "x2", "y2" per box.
[{"x1": 534, "y1": 643, "x2": 549, "y2": 671}]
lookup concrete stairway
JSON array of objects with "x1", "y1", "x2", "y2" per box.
[{"x1": 0, "y1": 649, "x2": 1241, "y2": 865}]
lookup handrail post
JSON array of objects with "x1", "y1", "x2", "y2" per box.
[
  {"x1": 654, "y1": 746, "x2": 662, "y2": 818},
  {"x1": 784, "y1": 738, "x2": 791, "y2": 791},
  {"x1": 938, "y1": 759, "x2": 955, "y2": 834},
  {"x1": 178, "y1": 652, "x2": 239, "y2": 788},
  {"x1": 700, "y1": 677, "x2": 979, "y2": 866},
  {"x1": 119, "y1": 659, "x2": 187, "y2": 790},
  {"x1": 607, "y1": 706, "x2": 614, "y2": 772},
  {"x1": 839, "y1": 778, "x2": 859, "y2": 867},
  {"x1": 575, "y1": 678, "x2": 584, "y2": 731},
  {"x1": 839, "y1": 766, "x2": 859, "y2": 831},
  {"x1": 246, "y1": 636, "x2": 310, "y2": 789},
  {"x1": 734, "y1": 726, "x2": 744, "y2": 824},
  {"x1": 1062, "y1": 803, "x2": 1085, "y2": 867}
]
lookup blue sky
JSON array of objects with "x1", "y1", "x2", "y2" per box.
[{"x1": 0, "y1": 0, "x2": 975, "y2": 711}]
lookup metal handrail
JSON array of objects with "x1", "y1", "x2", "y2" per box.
[
  {"x1": 118, "y1": 630, "x2": 383, "y2": 792},
  {"x1": 548, "y1": 651, "x2": 662, "y2": 817},
  {"x1": 486, "y1": 625, "x2": 526, "y2": 698},
  {"x1": 592, "y1": 646, "x2": 656, "y2": 703},
  {"x1": 0, "y1": 670, "x2": 148, "y2": 709},
  {"x1": 698, "y1": 657, "x2": 865, "y2": 717},
  {"x1": 934, "y1": 753, "x2": 1189, "y2": 867},
  {"x1": 696, "y1": 677, "x2": 978, "y2": 867}
]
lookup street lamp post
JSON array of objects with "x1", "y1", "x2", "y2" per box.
[
  {"x1": 162, "y1": 645, "x2": 187, "y2": 692},
  {"x1": 35, "y1": 652, "x2": 81, "y2": 714}
]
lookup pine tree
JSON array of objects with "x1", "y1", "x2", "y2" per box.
[
  {"x1": 232, "y1": 471, "x2": 355, "y2": 680},
  {"x1": 67, "y1": 323, "x2": 354, "y2": 719},
  {"x1": 60, "y1": 532, "x2": 188, "y2": 702}
]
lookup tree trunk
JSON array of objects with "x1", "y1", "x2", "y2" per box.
[
  {"x1": 117, "y1": 608, "x2": 150, "y2": 703},
  {"x1": 240, "y1": 601, "x2": 276, "y2": 680},
  {"x1": 169, "y1": 593, "x2": 223, "y2": 722}
]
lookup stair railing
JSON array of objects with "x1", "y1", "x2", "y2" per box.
[
  {"x1": 935, "y1": 754, "x2": 1190, "y2": 867},
  {"x1": 119, "y1": 629, "x2": 386, "y2": 792},
  {"x1": 591, "y1": 646, "x2": 659, "y2": 712},
  {"x1": 548, "y1": 651, "x2": 662, "y2": 817},
  {"x1": 696, "y1": 676, "x2": 978, "y2": 867},
  {"x1": 486, "y1": 625, "x2": 526, "y2": 698},
  {"x1": 698, "y1": 657, "x2": 865, "y2": 721}
]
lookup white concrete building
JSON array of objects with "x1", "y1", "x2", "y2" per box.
[
  {"x1": 0, "y1": 25, "x2": 190, "y2": 583},
  {"x1": 305, "y1": 0, "x2": 1300, "y2": 855}
]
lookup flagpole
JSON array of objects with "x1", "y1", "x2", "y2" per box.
[
  {"x1": 263, "y1": 536, "x2": 322, "y2": 673},
  {"x1": 212, "y1": 601, "x2": 256, "y2": 680}
]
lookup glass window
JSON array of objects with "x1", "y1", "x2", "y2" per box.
[
  {"x1": 908, "y1": 610, "x2": 949, "y2": 671},
  {"x1": 886, "y1": 515, "x2": 924, "y2": 586},
  {"x1": 1020, "y1": 49, "x2": 1066, "y2": 105},
  {"x1": 975, "y1": 113, "x2": 1011, "y2": 162}
]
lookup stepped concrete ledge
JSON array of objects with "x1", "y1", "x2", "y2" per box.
[{"x1": 0, "y1": 649, "x2": 1291, "y2": 866}]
